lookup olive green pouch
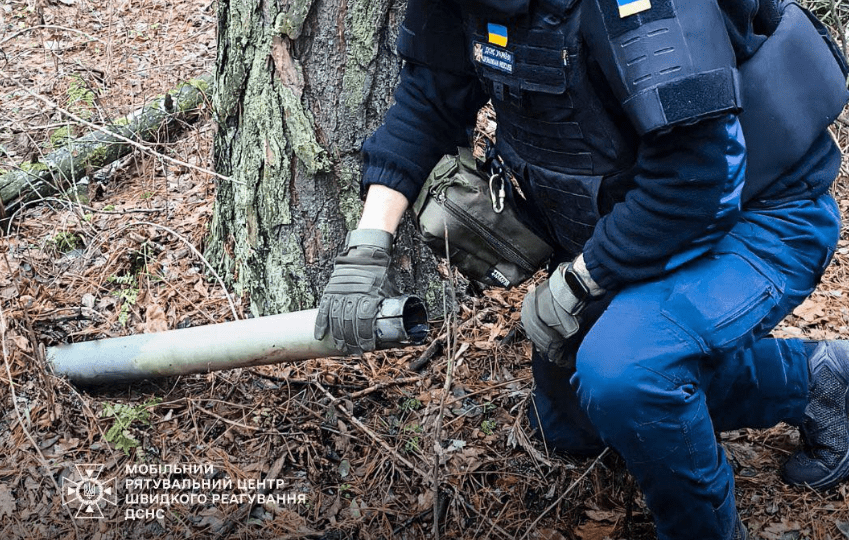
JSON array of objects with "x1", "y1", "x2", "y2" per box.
[{"x1": 412, "y1": 148, "x2": 553, "y2": 288}]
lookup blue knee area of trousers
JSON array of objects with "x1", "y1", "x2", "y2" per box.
[
  {"x1": 563, "y1": 195, "x2": 840, "y2": 540},
  {"x1": 574, "y1": 290, "x2": 739, "y2": 540}
]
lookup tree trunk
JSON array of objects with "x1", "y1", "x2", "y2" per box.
[{"x1": 207, "y1": 0, "x2": 441, "y2": 317}]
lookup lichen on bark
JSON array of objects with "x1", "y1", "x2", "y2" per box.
[
  {"x1": 274, "y1": 0, "x2": 314, "y2": 39},
  {"x1": 279, "y1": 86, "x2": 330, "y2": 176},
  {"x1": 341, "y1": 0, "x2": 391, "y2": 112}
]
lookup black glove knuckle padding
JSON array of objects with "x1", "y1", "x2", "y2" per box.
[
  {"x1": 314, "y1": 232, "x2": 395, "y2": 354},
  {"x1": 356, "y1": 298, "x2": 377, "y2": 351},
  {"x1": 315, "y1": 297, "x2": 331, "y2": 337}
]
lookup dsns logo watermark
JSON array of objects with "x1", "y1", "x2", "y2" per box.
[{"x1": 62, "y1": 464, "x2": 118, "y2": 519}]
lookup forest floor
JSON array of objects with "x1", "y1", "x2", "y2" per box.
[{"x1": 2, "y1": 0, "x2": 849, "y2": 539}]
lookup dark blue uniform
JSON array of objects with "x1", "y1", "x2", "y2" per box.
[{"x1": 360, "y1": 0, "x2": 848, "y2": 537}]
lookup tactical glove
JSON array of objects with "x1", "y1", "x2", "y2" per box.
[
  {"x1": 521, "y1": 256, "x2": 605, "y2": 368},
  {"x1": 314, "y1": 229, "x2": 398, "y2": 355}
]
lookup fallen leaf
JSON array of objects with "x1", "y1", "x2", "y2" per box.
[
  {"x1": 81, "y1": 293, "x2": 96, "y2": 308},
  {"x1": 575, "y1": 520, "x2": 616, "y2": 540},
  {"x1": 762, "y1": 520, "x2": 803, "y2": 540},
  {"x1": 193, "y1": 279, "x2": 208, "y2": 297},
  {"x1": 348, "y1": 498, "x2": 362, "y2": 519},
  {"x1": 143, "y1": 303, "x2": 168, "y2": 333},
  {"x1": 585, "y1": 509, "x2": 624, "y2": 523},
  {"x1": 417, "y1": 490, "x2": 434, "y2": 511},
  {"x1": 446, "y1": 439, "x2": 466, "y2": 453},
  {"x1": 792, "y1": 298, "x2": 825, "y2": 323},
  {"x1": 0, "y1": 484, "x2": 15, "y2": 518},
  {"x1": 533, "y1": 529, "x2": 568, "y2": 540},
  {"x1": 338, "y1": 459, "x2": 350, "y2": 478},
  {"x1": 0, "y1": 286, "x2": 17, "y2": 300},
  {"x1": 10, "y1": 335, "x2": 30, "y2": 352}
]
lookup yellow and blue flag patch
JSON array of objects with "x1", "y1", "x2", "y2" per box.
[
  {"x1": 617, "y1": 0, "x2": 651, "y2": 17},
  {"x1": 487, "y1": 23, "x2": 508, "y2": 47}
]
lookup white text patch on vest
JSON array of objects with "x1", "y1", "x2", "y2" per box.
[{"x1": 475, "y1": 42, "x2": 514, "y2": 74}]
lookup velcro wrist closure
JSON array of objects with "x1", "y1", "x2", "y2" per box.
[
  {"x1": 549, "y1": 265, "x2": 585, "y2": 316},
  {"x1": 347, "y1": 229, "x2": 394, "y2": 252}
]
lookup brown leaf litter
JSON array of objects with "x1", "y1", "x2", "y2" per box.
[{"x1": 1, "y1": 1, "x2": 849, "y2": 539}]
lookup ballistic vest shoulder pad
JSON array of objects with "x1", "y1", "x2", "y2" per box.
[
  {"x1": 583, "y1": 0, "x2": 742, "y2": 135},
  {"x1": 738, "y1": 2, "x2": 849, "y2": 198},
  {"x1": 397, "y1": 0, "x2": 471, "y2": 74}
]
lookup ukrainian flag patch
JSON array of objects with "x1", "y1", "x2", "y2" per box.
[
  {"x1": 487, "y1": 23, "x2": 508, "y2": 47},
  {"x1": 617, "y1": 0, "x2": 651, "y2": 17}
]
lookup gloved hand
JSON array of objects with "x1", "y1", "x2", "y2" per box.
[
  {"x1": 521, "y1": 255, "x2": 605, "y2": 368},
  {"x1": 314, "y1": 229, "x2": 398, "y2": 354}
]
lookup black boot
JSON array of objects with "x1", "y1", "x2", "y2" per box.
[{"x1": 782, "y1": 340, "x2": 849, "y2": 490}]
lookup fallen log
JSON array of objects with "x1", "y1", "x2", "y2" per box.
[{"x1": 0, "y1": 74, "x2": 212, "y2": 222}]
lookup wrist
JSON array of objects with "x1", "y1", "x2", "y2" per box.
[
  {"x1": 358, "y1": 185, "x2": 408, "y2": 234},
  {"x1": 571, "y1": 254, "x2": 605, "y2": 298},
  {"x1": 549, "y1": 255, "x2": 605, "y2": 316}
]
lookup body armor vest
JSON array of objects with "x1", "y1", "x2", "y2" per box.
[
  {"x1": 464, "y1": 3, "x2": 638, "y2": 255},
  {"x1": 396, "y1": 0, "x2": 849, "y2": 258}
]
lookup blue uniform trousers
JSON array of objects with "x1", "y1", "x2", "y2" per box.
[{"x1": 529, "y1": 194, "x2": 841, "y2": 540}]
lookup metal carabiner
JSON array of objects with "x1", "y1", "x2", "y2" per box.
[{"x1": 489, "y1": 172, "x2": 505, "y2": 214}]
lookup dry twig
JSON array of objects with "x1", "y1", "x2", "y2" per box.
[
  {"x1": 522, "y1": 447, "x2": 611, "y2": 540},
  {"x1": 314, "y1": 380, "x2": 430, "y2": 479},
  {"x1": 0, "y1": 305, "x2": 81, "y2": 539}
]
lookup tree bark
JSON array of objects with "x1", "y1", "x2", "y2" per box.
[
  {"x1": 208, "y1": 0, "x2": 441, "y2": 317},
  {"x1": 0, "y1": 76, "x2": 211, "y2": 221}
]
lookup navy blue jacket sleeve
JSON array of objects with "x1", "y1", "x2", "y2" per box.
[
  {"x1": 361, "y1": 62, "x2": 489, "y2": 204},
  {"x1": 582, "y1": 114, "x2": 746, "y2": 290}
]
